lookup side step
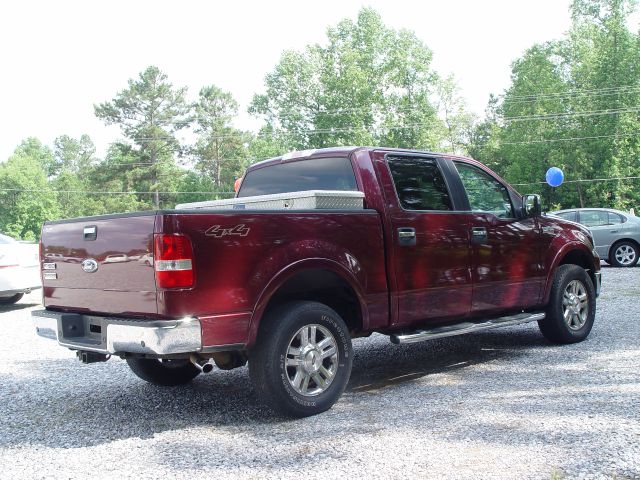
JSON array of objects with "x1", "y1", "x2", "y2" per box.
[{"x1": 390, "y1": 312, "x2": 545, "y2": 345}]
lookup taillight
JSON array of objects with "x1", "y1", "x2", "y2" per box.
[{"x1": 154, "y1": 234, "x2": 195, "y2": 289}]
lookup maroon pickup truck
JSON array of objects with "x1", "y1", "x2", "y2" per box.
[{"x1": 33, "y1": 147, "x2": 602, "y2": 417}]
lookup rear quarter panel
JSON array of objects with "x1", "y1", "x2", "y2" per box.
[{"x1": 158, "y1": 210, "x2": 389, "y2": 346}]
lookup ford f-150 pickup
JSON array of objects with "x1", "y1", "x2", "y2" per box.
[{"x1": 33, "y1": 147, "x2": 602, "y2": 417}]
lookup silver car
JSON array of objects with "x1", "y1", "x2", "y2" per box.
[{"x1": 551, "y1": 208, "x2": 640, "y2": 267}]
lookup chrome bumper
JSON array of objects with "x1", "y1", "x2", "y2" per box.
[
  {"x1": 32, "y1": 309, "x2": 202, "y2": 355},
  {"x1": 594, "y1": 271, "x2": 602, "y2": 297}
]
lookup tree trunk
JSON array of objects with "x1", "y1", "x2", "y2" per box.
[{"x1": 151, "y1": 147, "x2": 160, "y2": 209}]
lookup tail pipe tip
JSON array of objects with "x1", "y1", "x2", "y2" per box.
[{"x1": 190, "y1": 354, "x2": 214, "y2": 373}]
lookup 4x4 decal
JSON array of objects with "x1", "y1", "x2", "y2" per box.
[{"x1": 205, "y1": 224, "x2": 250, "y2": 238}]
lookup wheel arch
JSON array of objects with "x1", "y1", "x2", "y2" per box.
[
  {"x1": 543, "y1": 244, "x2": 599, "y2": 305},
  {"x1": 246, "y1": 259, "x2": 368, "y2": 347},
  {"x1": 608, "y1": 237, "x2": 640, "y2": 260}
]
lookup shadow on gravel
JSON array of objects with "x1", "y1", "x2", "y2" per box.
[
  {"x1": 0, "y1": 326, "x2": 551, "y2": 450},
  {"x1": 0, "y1": 302, "x2": 40, "y2": 313}
]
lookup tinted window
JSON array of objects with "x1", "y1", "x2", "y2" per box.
[
  {"x1": 387, "y1": 156, "x2": 452, "y2": 211},
  {"x1": 238, "y1": 157, "x2": 357, "y2": 197},
  {"x1": 455, "y1": 162, "x2": 514, "y2": 218},
  {"x1": 580, "y1": 210, "x2": 608, "y2": 227},
  {"x1": 608, "y1": 212, "x2": 625, "y2": 224},
  {"x1": 555, "y1": 211, "x2": 577, "y2": 222}
]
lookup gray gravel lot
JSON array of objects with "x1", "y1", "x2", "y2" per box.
[{"x1": 1, "y1": 266, "x2": 639, "y2": 479}]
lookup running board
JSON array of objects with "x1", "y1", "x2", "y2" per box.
[{"x1": 390, "y1": 312, "x2": 545, "y2": 345}]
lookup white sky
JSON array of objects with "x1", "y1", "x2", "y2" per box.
[{"x1": 0, "y1": 0, "x2": 577, "y2": 161}]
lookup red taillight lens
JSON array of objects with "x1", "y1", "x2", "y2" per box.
[{"x1": 154, "y1": 234, "x2": 195, "y2": 289}]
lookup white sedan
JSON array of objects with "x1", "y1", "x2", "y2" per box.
[{"x1": 0, "y1": 234, "x2": 41, "y2": 304}]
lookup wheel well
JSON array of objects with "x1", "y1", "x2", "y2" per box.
[
  {"x1": 263, "y1": 269, "x2": 363, "y2": 334},
  {"x1": 610, "y1": 238, "x2": 640, "y2": 253},
  {"x1": 558, "y1": 249, "x2": 597, "y2": 286}
]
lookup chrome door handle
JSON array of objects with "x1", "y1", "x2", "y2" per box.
[
  {"x1": 397, "y1": 227, "x2": 416, "y2": 246},
  {"x1": 471, "y1": 226, "x2": 487, "y2": 244}
]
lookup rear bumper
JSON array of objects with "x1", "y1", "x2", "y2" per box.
[{"x1": 32, "y1": 309, "x2": 202, "y2": 355}]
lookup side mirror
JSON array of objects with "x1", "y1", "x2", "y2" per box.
[{"x1": 522, "y1": 194, "x2": 541, "y2": 218}]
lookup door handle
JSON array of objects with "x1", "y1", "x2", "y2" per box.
[
  {"x1": 397, "y1": 227, "x2": 416, "y2": 246},
  {"x1": 471, "y1": 226, "x2": 488, "y2": 244},
  {"x1": 609, "y1": 230, "x2": 619, "y2": 233}
]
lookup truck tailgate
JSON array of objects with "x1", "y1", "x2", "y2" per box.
[{"x1": 41, "y1": 213, "x2": 158, "y2": 316}]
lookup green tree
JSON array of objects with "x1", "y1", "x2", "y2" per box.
[
  {"x1": 0, "y1": 143, "x2": 59, "y2": 240},
  {"x1": 95, "y1": 66, "x2": 191, "y2": 209},
  {"x1": 470, "y1": 0, "x2": 640, "y2": 210},
  {"x1": 192, "y1": 85, "x2": 248, "y2": 188},
  {"x1": 250, "y1": 8, "x2": 446, "y2": 151}
]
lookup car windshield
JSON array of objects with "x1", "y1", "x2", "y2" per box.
[{"x1": 0, "y1": 234, "x2": 16, "y2": 244}]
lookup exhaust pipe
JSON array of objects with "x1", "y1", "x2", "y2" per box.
[{"x1": 190, "y1": 354, "x2": 213, "y2": 373}]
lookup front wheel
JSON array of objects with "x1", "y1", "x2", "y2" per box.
[
  {"x1": 538, "y1": 264, "x2": 596, "y2": 344},
  {"x1": 249, "y1": 301, "x2": 353, "y2": 417},
  {"x1": 609, "y1": 241, "x2": 639, "y2": 267},
  {"x1": 126, "y1": 358, "x2": 200, "y2": 386}
]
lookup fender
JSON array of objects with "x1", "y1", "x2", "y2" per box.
[
  {"x1": 245, "y1": 258, "x2": 370, "y2": 347},
  {"x1": 542, "y1": 241, "x2": 598, "y2": 304}
]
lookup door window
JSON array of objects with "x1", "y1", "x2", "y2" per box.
[
  {"x1": 387, "y1": 156, "x2": 452, "y2": 211},
  {"x1": 580, "y1": 211, "x2": 608, "y2": 227},
  {"x1": 555, "y1": 211, "x2": 577, "y2": 222},
  {"x1": 608, "y1": 212, "x2": 625, "y2": 224},
  {"x1": 455, "y1": 162, "x2": 514, "y2": 218}
]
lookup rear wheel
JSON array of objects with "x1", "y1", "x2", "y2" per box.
[
  {"x1": 126, "y1": 358, "x2": 200, "y2": 386},
  {"x1": 249, "y1": 301, "x2": 353, "y2": 417},
  {"x1": 0, "y1": 293, "x2": 23, "y2": 304},
  {"x1": 538, "y1": 264, "x2": 596, "y2": 344},
  {"x1": 609, "y1": 241, "x2": 639, "y2": 267}
]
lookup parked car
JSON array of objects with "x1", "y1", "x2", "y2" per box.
[
  {"x1": 551, "y1": 208, "x2": 640, "y2": 267},
  {"x1": 0, "y1": 233, "x2": 41, "y2": 304},
  {"x1": 33, "y1": 147, "x2": 601, "y2": 417}
]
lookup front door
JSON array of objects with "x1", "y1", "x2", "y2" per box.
[
  {"x1": 375, "y1": 153, "x2": 472, "y2": 326},
  {"x1": 453, "y1": 161, "x2": 544, "y2": 315}
]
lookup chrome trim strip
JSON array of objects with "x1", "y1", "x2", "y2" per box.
[{"x1": 391, "y1": 312, "x2": 546, "y2": 344}]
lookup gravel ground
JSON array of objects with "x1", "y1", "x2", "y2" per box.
[{"x1": 1, "y1": 265, "x2": 638, "y2": 480}]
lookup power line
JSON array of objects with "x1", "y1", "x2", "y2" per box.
[
  {"x1": 0, "y1": 188, "x2": 235, "y2": 195},
  {"x1": 500, "y1": 132, "x2": 639, "y2": 145},
  {"x1": 511, "y1": 175, "x2": 640, "y2": 186},
  {"x1": 498, "y1": 84, "x2": 640, "y2": 101}
]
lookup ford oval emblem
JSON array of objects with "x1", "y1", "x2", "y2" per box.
[{"x1": 81, "y1": 258, "x2": 99, "y2": 273}]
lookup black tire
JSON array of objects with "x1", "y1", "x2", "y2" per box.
[
  {"x1": 249, "y1": 301, "x2": 353, "y2": 418},
  {"x1": 126, "y1": 358, "x2": 200, "y2": 386},
  {"x1": 608, "y1": 240, "x2": 639, "y2": 268},
  {"x1": 538, "y1": 264, "x2": 596, "y2": 344},
  {"x1": 0, "y1": 293, "x2": 23, "y2": 304}
]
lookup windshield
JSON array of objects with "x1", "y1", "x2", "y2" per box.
[{"x1": 0, "y1": 234, "x2": 16, "y2": 244}]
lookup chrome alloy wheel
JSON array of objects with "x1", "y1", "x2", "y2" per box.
[
  {"x1": 615, "y1": 244, "x2": 637, "y2": 266},
  {"x1": 285, "y1": 324, "x2": 339, "y2": 396},
  {"x1": 563, "y1": 280, "x2": 589, "y2": 330}
]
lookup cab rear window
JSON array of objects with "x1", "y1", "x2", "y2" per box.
[{"x1": 238, "y1": 157, "x2": 358, "y2": 197}]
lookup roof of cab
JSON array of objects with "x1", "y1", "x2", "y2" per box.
[{"x1": 245, "y1": 146, "x2": 473, "y2": 172}]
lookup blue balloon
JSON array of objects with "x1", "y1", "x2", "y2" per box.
[{"x1": 546, "y1": 167, "x2": 564, "y2": 187}]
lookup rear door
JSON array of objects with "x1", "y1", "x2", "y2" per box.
[
  {"x1": 578, "y1": 210, "x2": 619, "y2": 258},
  {"x1": 452, "y1": 160, "x2": 544, "y2": 315},
  {"x1": 374, "y1": 153, "x2": 472, "y2": 326}
]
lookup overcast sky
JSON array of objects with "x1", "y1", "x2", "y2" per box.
[{"x1": 0, "y1": 0, "x2": 578, "y2": 161}]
